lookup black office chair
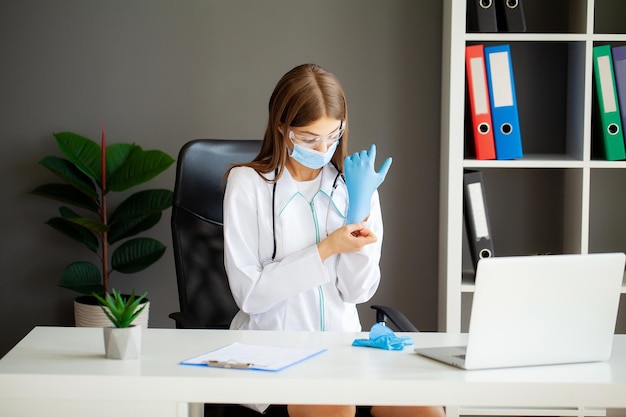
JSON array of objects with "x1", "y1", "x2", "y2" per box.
[
  {"x1": 169, "y1": 139, "x2": 418, "y2": 415},
  {"x1": 169, "y1": 139, "x2": 261, "y2": 329}
]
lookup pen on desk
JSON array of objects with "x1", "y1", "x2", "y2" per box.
[{"x1": 207, "y1": 360, "x2": 254, "y2": 369}]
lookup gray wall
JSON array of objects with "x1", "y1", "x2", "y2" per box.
[{"x1": 0, "y1": 0, "x2": 443, "y2": 356}]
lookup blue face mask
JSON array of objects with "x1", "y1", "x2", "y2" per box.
[{"x1": 289, "y1": 140, "x2": 339, "y2": 169}]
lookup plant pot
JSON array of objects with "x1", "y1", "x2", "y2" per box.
[
  {"x1": 103, "y1": 325, "x2": 142, "y2": 359},
  {"x1": 74, "y1": 295, "x2": 150, "y2": 328}
]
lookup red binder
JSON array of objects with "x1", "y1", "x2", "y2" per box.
[{"x1": 466, "y1": 44, "x2": 496, "y2": 160}]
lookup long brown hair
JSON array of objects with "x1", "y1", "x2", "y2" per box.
[{"x1": 236, "y1": 63, "x2": 348, "y2": 181}]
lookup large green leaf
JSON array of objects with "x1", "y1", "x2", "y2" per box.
[
  {"x1": 54, "y1": 132, "x2": 102, "y2": 183},
  {"x1": 107, "y1": 146, "x2": 174, "y2": 192},
  {"x1": 105, "y1": 143, "x2": 135, "y2": 179},
  {"x1": 59, "y1": 206, "x2": 81, "y2": 218},
  {"x1": 58, "y1": 206, "x2": 107, "y2": 233},
  {"x1": 111, "y1": 237, "x2": 166, "y2": 274},
  {"x1": 67, "y1": 217, "x2": 109, "y2": 234},
  {"x1": 38, "y1": 156, "x2": 98, "y2": 199},
  {"x1": 32, "y1": 183, "x2": 99, "y2": 212},
  {"x1": 59, "y1": 261, "x2": 104, "y2": 295},
  {"x1": 46, "y1": 216, "x2": 99, "y2": 251},
  {"x1": 108, "y1": 213, "x2": 162, "y2": 244},
  {"x1": 110, "y1": 189, "x2": 173, "y2": 222}
]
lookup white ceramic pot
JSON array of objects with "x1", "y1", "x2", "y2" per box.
[
  {"x1": 74, "y1": 295, "x2": 150, "y2": 328},
  {"x1": 103, "y1": 325, "x2": 142, "y2": 360}
]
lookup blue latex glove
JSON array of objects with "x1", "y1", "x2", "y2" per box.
[
  {"x1": 352, "y1": 323, "x2": 414, "y2": 351},
  {"x1": 344, "y1": 144, "x2": 392, "y2": 224}
]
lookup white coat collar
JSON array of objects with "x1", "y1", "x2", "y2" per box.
[{"x1": 273, "y1": 164, "x2": 343, "y2": 215}]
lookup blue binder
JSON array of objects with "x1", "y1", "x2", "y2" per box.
[{"x1": 484, "y1": 44, "x2": 523, "y2": 160}]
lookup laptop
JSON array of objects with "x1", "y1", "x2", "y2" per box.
[{"x1": 416, "y1": 252, "x2": 625, "y2": 370}]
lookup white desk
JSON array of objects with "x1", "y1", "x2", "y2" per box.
[{"x1": 1, "y1": 327, "x2": 626, "y2": 417}]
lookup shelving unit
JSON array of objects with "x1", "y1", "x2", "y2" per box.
[
  {"x1": 438, "y1": 2, "x2": 626, "y2": 416},
  {"x1": 439, "y1": 3, "x2": 626, "y2": 417},
  {"x1": 440, "y1": 0, "x2": 626, "y2": 336}
]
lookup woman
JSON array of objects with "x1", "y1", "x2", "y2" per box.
[{"x1": 224, "y1": 63, "x2": 444, "y2": 417}]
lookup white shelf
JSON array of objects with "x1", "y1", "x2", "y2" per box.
[
  {"x1": 466, "y1": 33, "x2": 591, "y2": 42},
  {"x1": 589, "y1": 160, "x2": 626, "y2": 168},
  {"x1": 465, "y1": 156, "x2": 626, "y2": 169},
  {"x1": 466, "y1": 33, "x2": 626, "y2": 42},
  {"x1": 464, "y1": 154, "x2": 585, "y2": 169},
  {"x1": 593, "y1": 34, "x2": 626, "y2": 42}
]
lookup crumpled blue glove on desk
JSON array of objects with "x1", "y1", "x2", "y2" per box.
[{"x1": 352, "y1": 323, "x2": 414, "y2": 351}]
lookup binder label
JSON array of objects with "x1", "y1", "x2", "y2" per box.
[
  {"x1": 489, "y1": 52, "x2": 514, "y2": 108},
  {"x1": 598, "y1": 55, "x2": 618, "y2": 113},
  {"x1": 467, "y1": 182, "x2": 490, "y2": 239},
  {"x1": 470, "y1": 57, "x2": 490, "y2": 115}
]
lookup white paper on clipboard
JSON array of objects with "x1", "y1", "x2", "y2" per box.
[{"x1": 180, "y1": 342, "x2": 327, "y2": 372}]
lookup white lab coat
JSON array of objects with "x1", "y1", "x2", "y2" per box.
[{"x1": 223, "y1": 163, "x2": 383, "y2": 332}]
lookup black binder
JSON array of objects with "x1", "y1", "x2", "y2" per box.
[
  {"x1": 495, "y1": 0, "x2": 527, "y2": 32},
  {"x1": 463, "y1": 170, "x2": 495, "y2": 270},
  {"x1": 467, "y1": 0, "x2": 498, "y2": 33}
]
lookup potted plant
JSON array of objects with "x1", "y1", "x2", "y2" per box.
[
  {"x1": 32, "y1": 124, "x2": 174, "y2": 326},
  {"x1": 94, "y1": 289, "x2": 147, "y2": 359}
]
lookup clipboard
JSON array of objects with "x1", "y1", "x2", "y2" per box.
[{"x1": 180, "y1": 342, "x2": 327, "y2": 372}]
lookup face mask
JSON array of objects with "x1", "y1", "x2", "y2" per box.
[{"x1": 289, "y1": 140, "x2": 339, "y2": 169}]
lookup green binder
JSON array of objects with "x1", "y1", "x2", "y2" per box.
[{"x1": 593, "y1": 45, "x2": 626, "y2": 161}]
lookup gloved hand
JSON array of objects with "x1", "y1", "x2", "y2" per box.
[
  {"x1": 352, "y1": 323, "x2": 414, "y2": 351},
  {"x1": 344, "y1": 144, "x2": 392, "y2": 224}
]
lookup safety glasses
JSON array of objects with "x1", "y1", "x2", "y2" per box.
[{"x1": 288, "y1": 121, "x2": 345, "y2": 149}]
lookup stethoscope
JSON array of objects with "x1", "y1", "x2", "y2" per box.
[{"x1": 270, "y1": 164, "x2": 344, "y2": 262}]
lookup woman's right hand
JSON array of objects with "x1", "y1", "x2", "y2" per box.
[{"x1": 317, "y1": 223, "x2": 378, "y2": 261}]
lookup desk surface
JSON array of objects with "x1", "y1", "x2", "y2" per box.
[{"x1": 1, "y1": 327, "x2": 626, "y2": 409}]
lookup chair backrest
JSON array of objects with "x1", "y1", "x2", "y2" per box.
[{"x1": 171, "y1": 139, "x2": 262, "y2": 329}]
